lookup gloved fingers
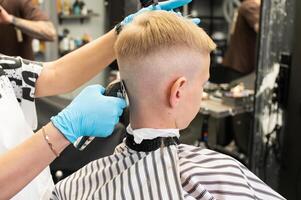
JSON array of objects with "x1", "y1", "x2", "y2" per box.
[
  {"x1": 86, "y1": 84, "x2": 106, "y2": 94},
  {"x1": 98, "y1": 85, "x2": 106, "y2": 94},
  {"x1": 77, "y1": 85, "x2": 106, "y2": 97},
  {"x1": 176, "y1": 11, "x2": 182, "y2": 17},
  {"x1": 116, "y1": 98, "x2": 127, "y2": 110},
  {"x1": 150, "y1": 4, "x2": 162, "y2": 10},
  {"x1": 191, "y1": 18, "x2": 201, "y2": 25},
  {"x1": 105, "y1": 96, "x2": 127, "y2": 110},
  {"x1": 122, "y1": 0, "x2": 192, "y2": 25},
  {"x1": 114, "y1": 116, "x2": 120, "y2": 125},
  {"x1": 102, "y1": 126, "x2": 115, "y2": 137},
  {"x1": 159, "y1": 0, "x2": 192, "y2": 11},
  {"x1": 116, "y1": 103, "x2": 126, "y2": 116},
  {"x1": 122, "y1": 15, "x2": 133, "y2": 25}
]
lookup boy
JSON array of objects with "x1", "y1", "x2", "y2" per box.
[{"x1": 50, "y1": 11, "x2": 285, "y2": 200}]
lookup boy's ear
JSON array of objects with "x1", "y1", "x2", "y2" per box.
[{"x1": 169, "y1": 77, "x2": 187, "y2": 108}]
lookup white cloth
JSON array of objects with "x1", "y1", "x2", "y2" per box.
[
  {"x1": 0, "y1": 55, "x2": 54, "y2": 200},
  {"x1": 50, "y1": 128, "x2": 285, "y2": 200},
  {"x1": 126, "y1": 124, "x2": 180, "y2": 144}
]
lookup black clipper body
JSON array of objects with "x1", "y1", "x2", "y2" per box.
[{"x1": 74, "y1": 80, "x2": 128, "y2": 150}]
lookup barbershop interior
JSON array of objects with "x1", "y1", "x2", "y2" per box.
[{"x1": 0, "y1": 0, "x2": 301, "y2": 199}]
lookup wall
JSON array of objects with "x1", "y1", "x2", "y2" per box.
[
  {"x1": 57, "y1": 0, "x2": 105, "y2": 39},
  {"x1": 42, "y1": 0, "x2": 107, "y2": 99}
]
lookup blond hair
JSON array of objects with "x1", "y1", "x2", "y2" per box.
[{"x1": 115, "y1": 11, "x2": 216, "y2": 58}]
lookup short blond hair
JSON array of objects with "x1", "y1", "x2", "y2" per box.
[{"x1": 115, "y1": 11, "x2": 216, "y2": 58}]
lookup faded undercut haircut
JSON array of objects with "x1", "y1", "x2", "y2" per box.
[{"x1": 115, "y1": 10, "x2": 216, "y2": 59}]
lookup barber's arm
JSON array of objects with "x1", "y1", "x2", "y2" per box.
[
  {"x1": 34, "y1": 0, "x2": 198, "y2": 98},
  {"x1": 240, "y1": 1, "x2": 261, "y2": 33},
  {"x1": 0, "y1": 85, "x2": 126, "y2": 200},
  {"x1": 35, "y1": 29, "x2": 117, "y2": 97},
  {"x1": 0, "y1": 5, "x2": 56, "y2": 41}
]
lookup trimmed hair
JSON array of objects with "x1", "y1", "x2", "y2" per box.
[{"x1": 115, "y1": 10, "x2": 216, "y2": 58}]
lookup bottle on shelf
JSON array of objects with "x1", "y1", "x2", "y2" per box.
[
  {"x1": 73, "y1": 0, "x2": 81, "y2": 15},
  {"x1": 63, "y1": 0, "x2": 72, "y2": 16}
]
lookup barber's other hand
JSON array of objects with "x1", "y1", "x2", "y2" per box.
[
  {"x1": 122, "y1": 0, "x2": 200, "y2": 25},
  {"x1": 51, "y1": 85, "x2": 126, "y2": 143},
  {"x1": 0, "y1": 5, "x2": 13, "y2": 24}
]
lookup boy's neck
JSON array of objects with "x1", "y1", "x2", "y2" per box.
[{"x1": 129, "y1": 108, "x2": 177, "y2": 130}]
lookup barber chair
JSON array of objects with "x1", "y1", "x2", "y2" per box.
[
  {"x1": 232, "y1": 112, "x2": 252, "y2": 155},
  {"x1": 211, "y1": 112, "x2": 252, "y2": 166}
]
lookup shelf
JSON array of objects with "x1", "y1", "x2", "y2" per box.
[{"x1": 58, "y1": 13, "x2": 99, "y2": 24}]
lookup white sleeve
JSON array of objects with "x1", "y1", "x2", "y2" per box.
[
  {"x1": 0, "y1": 54, "x2": 43, "y2": 130},
  {"x1": 0, "y1": 54, "x2": 42, "y2": 102}
]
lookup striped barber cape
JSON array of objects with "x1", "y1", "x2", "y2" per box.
[{"x1": 49, "y1": 142, "x2": 285, "y2": 200}]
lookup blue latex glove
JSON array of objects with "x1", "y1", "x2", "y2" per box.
[
  {"x1": 122, "y1": 0, "x2": 201, "y2": 25},
  {"x1": 51, "y1": 85, "x2": 126, "y2": 143}
]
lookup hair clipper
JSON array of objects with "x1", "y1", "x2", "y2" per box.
[{"x1": 74, "y1": 80, "x2": 128, "y2": 150}]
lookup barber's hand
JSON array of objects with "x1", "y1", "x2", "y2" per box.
[
  {"x1": 0, "y1": 5, "x2": 13, "y2": 24},
  {"x1": 51, "y1": 85, "x2": 126, "y2": 143},
  {"x1": 122, "y1": 0, "x2": 200, "y2": 25}
]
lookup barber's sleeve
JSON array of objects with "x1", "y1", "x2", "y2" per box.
[
  {"x1": 0, "y1": 54, "x2": 42, "y2": 102},
  {"x1": 0, "y1": 54, "x2": 42, "y2": 129},
  {"x1": 240, "y1": 2, "x2": 260, "y2": 32},
  {"x1": 19, "y1": 0, "x2": 49, "y2": 21}
]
